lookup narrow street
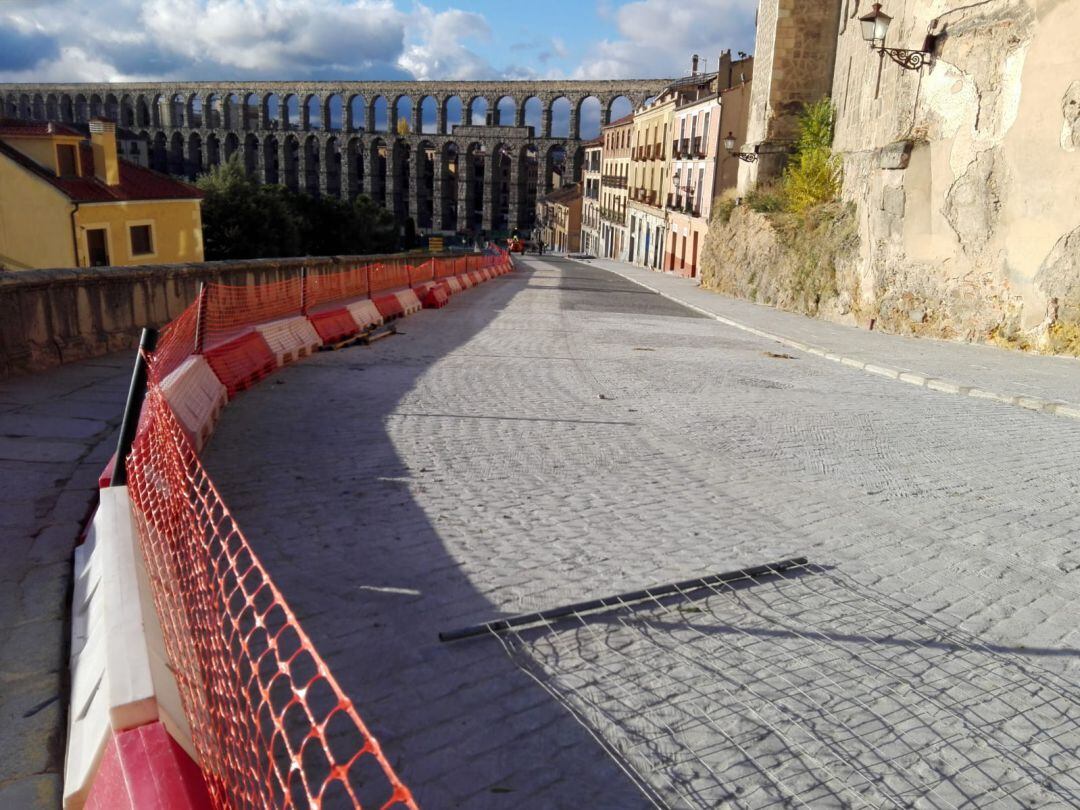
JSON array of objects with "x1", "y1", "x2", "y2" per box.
[{"x1": 203, "y1": 256, "x2": 1080, "y2": 808}]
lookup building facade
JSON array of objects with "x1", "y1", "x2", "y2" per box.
[
  {"x1": 627, "y1": 72, "x2": 721, "y2": 272},
  {"x1": 627, "y1": 90, "x2": 676, "y2": 270},
  {"x1": 580, "y1": 139, "x2": 602, "y2": 255},
  {"x1": 599, "y1": 114, "x2": 633, "y2": 261},
  {"x1": 537, "y1": 184, "x2": 582, "y2": 254},
  {"x1": 667, "y1": 53, "x2": 754, "y2": 277},
  {"x1": 0, "y1": 119, "x2": 204, "y2": 271}
]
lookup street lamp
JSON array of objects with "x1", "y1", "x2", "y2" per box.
[
  {"x1": 724, "y1": 132, "x2": 758, "y2": 163},
  {"x1": 858, "y1": 3, "x2": 935, "y2": 70}
]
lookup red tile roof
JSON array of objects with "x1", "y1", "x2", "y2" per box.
[
  {"x1": 602, "y1": 113, "x2": 634, "y2": 129},
  {"x1": 0, "y1": 139, "x2": 202, "y2": 203},
  {"x1": 0, "y1": 120, "x2": 83, "y2": 138}
]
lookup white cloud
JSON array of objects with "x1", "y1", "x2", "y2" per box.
[
  {"x1": 575, "y1": 0, "x2": 758, "y2": 79},
  {"x1": 396, "y1": 5, "x2": 494, "y2": 81}
]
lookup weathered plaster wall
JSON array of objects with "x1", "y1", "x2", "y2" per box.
[{"x1": 831, "y1": 0, "x2": 1080, "y2": 340}]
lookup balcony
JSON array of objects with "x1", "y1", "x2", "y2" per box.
[
  {"x1": 692, "y1": 136, "x2": 704, "y2": 158},
  {"x1": 601, "y1": 175, "x2": 627, "y2": 189}
]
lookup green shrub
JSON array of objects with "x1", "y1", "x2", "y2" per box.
[
  {"x1": 783, "y1": 98, "x2": 841, "y2": 215},
  {"x1": 745, "y1": 181, "x2": 786, "y2": 213}
]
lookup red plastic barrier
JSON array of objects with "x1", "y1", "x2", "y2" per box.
[
  {"x1": 372, "y1": 293, "x2": 405, "y2": 320},
  {"x1": 85, "y1": 723, "x2": 212, "y2": 810},
  {"x1": 421, "y1": 285, "x2": 449, "y2": 309},
  {"x1": 203, "y1": 331, "x2": 277, "y2": 396},
  {"x1": 309, "y1": 308, "x2": 360, "y2": 344}
]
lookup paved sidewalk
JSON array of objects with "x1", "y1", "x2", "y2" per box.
[
  {"x1": 584, "y1": 256, "x2": 1080, "y2": 418},
  {"x1": 0, "y1": 355, "x2": 131, "y2": 807}
]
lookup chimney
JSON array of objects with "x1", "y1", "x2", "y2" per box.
[
  {"x1": 88, "y1": 118, "x2": 119, "y2": 186},
  {"x1": 691, "y1": 54, "x2": 700, "y2": 75}
]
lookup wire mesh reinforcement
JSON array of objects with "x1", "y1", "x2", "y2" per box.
[
  {"x1": 127, "y1": 389, "x2": 418, "y2": 809},
  {"x1": 493, "y1": 562, "x2": 1080, "y2": 810}
]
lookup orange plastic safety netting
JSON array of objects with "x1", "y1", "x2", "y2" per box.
[
  {"x1": 123, "y1": 246, "x2": 514, "y2": 807},
  {"x1": 126, "y1": 388, "x2": 418, "y2": 810}
]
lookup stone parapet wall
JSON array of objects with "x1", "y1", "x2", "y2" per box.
[{"x1": 0, "y1": 253, "x2": 430, "y2": 378}]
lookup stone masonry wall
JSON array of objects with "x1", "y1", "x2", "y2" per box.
[
  {"x1": 740, "y1": 0, "x2": 843, "y2": 192},
  {"x1": 833, "y1": 0, "x2": 1080, "y2": 341}
]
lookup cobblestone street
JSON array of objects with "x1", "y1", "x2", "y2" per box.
[{"x1": 198, "y1": 255, "x2": 1079, "y2": 808}]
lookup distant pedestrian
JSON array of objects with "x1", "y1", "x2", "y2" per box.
[{"x1": 538, "y1": 240, "x2": 545, "y2": 256}]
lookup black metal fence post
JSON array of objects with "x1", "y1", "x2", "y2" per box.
[
  {"x1": 194, "y1": 282, "x2": 208, "y2": 354},
  {"x1": 111, "y1": 327, "x2": 158, "y2": 487}
]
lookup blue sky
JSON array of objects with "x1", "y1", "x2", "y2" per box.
[{"x1": 0, "y1": 0, "x2": 758, "y2": 83}]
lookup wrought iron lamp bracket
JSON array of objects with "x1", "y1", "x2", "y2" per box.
[{"x1": 878, "y1": 46, "x2": 929, "y2": 70}]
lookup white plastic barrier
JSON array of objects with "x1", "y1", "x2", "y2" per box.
[
  {"x1": 255, "y1": 316, "x2": 322, "y2": 366},
  {"x1": 394, "y1": 289, "x2": 423, "y2": 316},
  {"x1": 445, "y1": 276, "x2": 464, "y2": 294},
  {"x1": 346, "y1": 299, "x2": 384, "y2": 330},
  {"x1": 65, "y1": 487, "x2": 194, "y2": 810},
  {"x1": 159, "y1": 355, "x2": 228, "y2": 452}
]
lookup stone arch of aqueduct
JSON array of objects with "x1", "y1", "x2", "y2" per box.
[{"x1": 1, "y1": 80, "x2": 669, "y2": 234}]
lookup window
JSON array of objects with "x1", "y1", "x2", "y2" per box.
[
  {"x1": 56, "y1": 144, "x2": 78, "y2": 177},
  {"x1": 130, "y1": 224, "x2": 154, "y2": 256},
  {"x1": 86, "y1": 228, "x2": 109, "y2": 266}
]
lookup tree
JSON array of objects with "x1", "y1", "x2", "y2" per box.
[
  {"x1": 352, "y1": 194, "x2": 398, "y2": 254},
  {"x1": 196, "y1": 156, "x2": 299, "y2": 259},
  {"x1": 396, "y1": 117, "x2": 411, "y2": 137},
  {"x1": 196, "y1": 155, "x2": 400, "y2": 259}
]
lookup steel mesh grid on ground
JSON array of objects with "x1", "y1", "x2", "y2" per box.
[
  {"x1": 127, "y1": 389, "x2": 418, "y2": 810},
  {"x1": 495, "y1": 562, "x2": 1080, "y2": 809}
]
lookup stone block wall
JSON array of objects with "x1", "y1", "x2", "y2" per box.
[
  {"x1": 0, "y1": 253, "x2": 429, "y2": 377},
  {"x1": 740, "y1": 0, "x2": 843, "y2": 191}
]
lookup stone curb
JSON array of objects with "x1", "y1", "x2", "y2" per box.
[{"x1": 591, "y1": 262, "x2": 1080, "y2": 423}]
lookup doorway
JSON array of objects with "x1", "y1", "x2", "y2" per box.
[{"x1": 86, "y1": 228, "x2": 109, "y2": 267}]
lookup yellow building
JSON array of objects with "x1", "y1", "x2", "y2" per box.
[
  {"x1": 536, "y1": 184, "x2": 582, "y2": 254},
  {"x1": 0, "y1": 119, "x2": 203, "y2": 271},
  {"x1": 627, "y1": 88, "x2": 677, "y2": 270}
]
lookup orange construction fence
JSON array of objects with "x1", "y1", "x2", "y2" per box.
[{"x1": 121, "y1": 247, "x2": 512, "y2": 808}]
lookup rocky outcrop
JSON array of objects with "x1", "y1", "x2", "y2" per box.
[{"x1": 699, "y1": 203, "x2": 860, "y2": 322}]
